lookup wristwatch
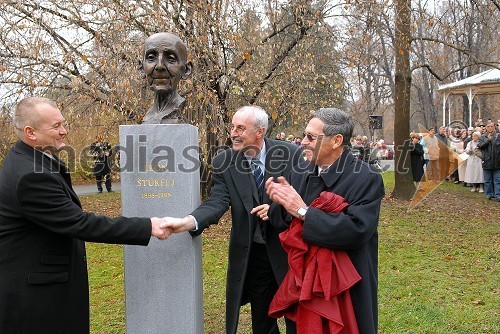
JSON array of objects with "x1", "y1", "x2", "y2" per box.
[{"x1": 297, "y1": 206, "x2": 309, "y2": 219}]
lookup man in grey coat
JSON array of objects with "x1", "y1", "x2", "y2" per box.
[{"x1": 162, "y1": 106, "x2": 302, "y2": 333}]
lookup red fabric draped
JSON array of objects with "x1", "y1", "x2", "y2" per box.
[{"x1": 269, "y1": 191, "x2": 361, "y2": 334}]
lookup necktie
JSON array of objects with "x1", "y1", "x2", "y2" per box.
[{"x1": 251, "y1": 158, "x2": 264, "y2": 201}]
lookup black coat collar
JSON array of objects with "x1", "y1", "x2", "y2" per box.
[
  {"x1": 14, "y1": 140, "x2": 77, "y2": 198},
  {"x1": 320, "y1": 150, "x2": 355, "y2": 188}
]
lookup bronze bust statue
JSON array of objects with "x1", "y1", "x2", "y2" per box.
[{"x1": 141, "y1": 32, "x2": 193, "y2": 124}]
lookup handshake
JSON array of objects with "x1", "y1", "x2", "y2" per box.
[
  {"x1": 149, "y1": 203, "x2": 271, "y2": 240},
  {"x1": 150, "y1": 216, "x2": 197, "y2": 240}
]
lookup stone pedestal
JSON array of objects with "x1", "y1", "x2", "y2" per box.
[{"x1": 119, "y1": 124, "x2": 203, "y2": 334}]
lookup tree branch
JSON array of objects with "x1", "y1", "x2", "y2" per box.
[{"x1": 249, "y1": 23, "x2": 313, "y2": 104}]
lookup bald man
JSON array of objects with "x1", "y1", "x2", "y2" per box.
[{"x1": 0, "y1": 96, "x2": 170, "y2": 333}]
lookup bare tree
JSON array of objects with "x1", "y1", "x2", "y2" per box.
[
  {"x1": 393, "y1": 0, "x2": 415, "y2": 200},
  {"x1": 0, "y1": 0, "x2": 346, "y2": 193}
]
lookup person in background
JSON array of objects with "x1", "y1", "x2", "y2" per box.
[
  {"x1": 377, "y1": 140, "x2": 387, "y2": 160},
  {"x1": 0, "y1": 96, "x2": 170, "y2": 334},
  {"x1": 350, "y1": 136, "x2": 357, "y2": 147},
  {"x1": 448, "y1": 128, "x2": 459, "y2": 183},
  {"x1": 420, "y1": 132, "x2": 430, "y2": 168},
  {"x1": 464, "y1": 132, "x2": 484, "y2": 193},
  {"x1": 369, "y1": 140, "x2": 381, "y2": 162},
  {"x1": 437, "y1": 126, "x2": 451, "y2": 181},
  {"x1": 464, "y1": 126, "x2": 475, "y2": 152},
  {"x1": 410, "y1": 133, "x2": 425, "y2": 184},
  {"x1": 449, "y1": 128, "x2": 466, "y2": 185},
  {"x1": 423, "y1": 127, "x2": 440, "y2": 182},
  {"x1": 90, "y1": 135, "x2": 113, "y2": 193},
  {"x1": 458, "y1": 128, "x2": 468, "y2": 186},
  {"x1": 351, "y1": 136, "x2": 365, "y2": 160},
  {"x1": 477, "y1": 121, "x2": 500, "y2": 201}
]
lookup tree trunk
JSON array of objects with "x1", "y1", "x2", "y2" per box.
[{"x1": 392, "y1": 0, "x2": 415, "y2": 200}]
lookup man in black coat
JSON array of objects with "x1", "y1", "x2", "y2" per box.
[
  {"x1": 266, "y1": 108, "x2": 384, "y2": 334},
  {"x1": 0, "y1": 96, "x2": 170, "y2": 334},
  {"x1": 477, "y1": 120, "x2": 500, "y2": 201},
  {"x1": 162, "y1": 106, "x2": 302, "y2": 333}
]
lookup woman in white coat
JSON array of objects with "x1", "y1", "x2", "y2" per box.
[{"x1": 464, "y1": 132, "x2": 484, "y2": 192}]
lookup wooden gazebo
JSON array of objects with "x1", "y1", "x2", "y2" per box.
[{"x1": 437, "y1": 68, "x2": 500, "y2": 127}]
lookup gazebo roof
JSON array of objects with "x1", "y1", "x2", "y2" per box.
[{"x1": 437, "y1": 68, "x2": 500, "y2": 96}]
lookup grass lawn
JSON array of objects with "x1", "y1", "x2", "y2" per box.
[{"x1": 82, "y1": 172, "x2": 499, "y2": 333}]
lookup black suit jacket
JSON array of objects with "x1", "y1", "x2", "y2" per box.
[
  {"x1": 190, "y1": 138, "x2": 302, "y2": 334},
  {"x1": 0, "y1": 141, "x2": 152, "y2": 334},
  {"x1": 269, "y1": 151, "x2": 385, "y2": 334}
]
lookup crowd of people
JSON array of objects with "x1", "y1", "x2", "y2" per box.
[
  {"x1": 276, "y1": 131, "x2": 397, "y2": 164},
  {"x1": 410, "y1": 120, "x2": 500, "y2": 202},
  {"x1": 350, "y1": 135, "x2": 394, "y2": 162},
  {"x1": 274, "y1": 131, "x2": 302, "y2": 146}
]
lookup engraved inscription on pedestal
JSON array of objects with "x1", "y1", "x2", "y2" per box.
[{"x1": 120, "y1": 124, "x2": 203, "y2": 334}]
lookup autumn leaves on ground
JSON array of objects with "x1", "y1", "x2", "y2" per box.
[{"x1": 81, "y1": 172, "x2": 499, "y2": 334}]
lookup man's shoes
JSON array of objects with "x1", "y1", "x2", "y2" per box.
[{"x1": 493, "y1": 197, "x2": 500, "y2": 202}]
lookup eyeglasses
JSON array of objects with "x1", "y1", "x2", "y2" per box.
[
  {"x1": 230, "y1": 125, "x2": 256, "y2": 135},
  {"x1": 303, "y1": 132, "x2": 324, "y2": 141}
]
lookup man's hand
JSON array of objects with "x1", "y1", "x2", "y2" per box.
[
  {"x1": 250, "y1": 204, "x2": 270, "y2": 221},
  {"x1": 150, "y1": 217, "x2": 172, "y2": 240},
  {"x1": 265, "y1": 176, "x2": 307, "y2": 218},
  {"x1": 160, "y1": 216, "x2": 196, "y2": 233}
]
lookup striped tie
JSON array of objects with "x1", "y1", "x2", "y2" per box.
[{"x1": 251, "y1": 158, "x2": 264, "y2": 201}]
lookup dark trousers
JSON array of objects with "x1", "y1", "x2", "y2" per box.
[
  {"x1": 95, "y1": 172, "x2": 111, "y2": 192},
  {"x1": 244, "y1": 243, "x2": 296, "y2": 334},
  {"x1": 94, "y1": 162, "x2": 111, "y2": 192}
]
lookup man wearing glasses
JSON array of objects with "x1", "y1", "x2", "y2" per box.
[
  {"x1": 265, "y1": 108, "x2": 384, "y2": 333},
  {"x1": 162, "y1": 106, "x2": 302, "y2": 333}
]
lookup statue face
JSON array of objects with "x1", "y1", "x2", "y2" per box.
[{"x1": 142, "y1": 33, "x2": 191, "y2": 94}]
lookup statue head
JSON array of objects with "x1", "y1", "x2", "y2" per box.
[
  {"x1": 141, "y1": 32, "x2": 192, "y2": 95},
  {"x1": 140, "y1": 32, "x2": 193, "y2": 124}
]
